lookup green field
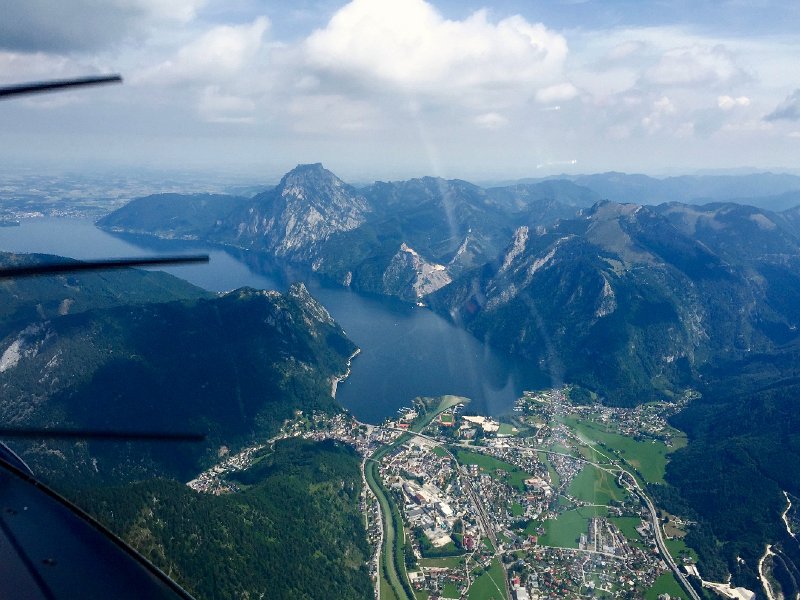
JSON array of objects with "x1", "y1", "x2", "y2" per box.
[
  {"x1": 665, "y1": 537, "x2": 699, "y2": 563},
  {"x1": 510, "y1": 502, "x2": 525, "y2": 517},
  {"x1": 454, "y1": 449, "x2": 532, "y2": 491},
  {"x1": 529, "y1": 506, "x2": 607, "y2": 548},
  {"x1": 381, "y1": 576, "x2": 400, "y2": 600},
  {"x1": 610, "y1": 516, "x2": 644, "y2": 544},
  {"x1": 574, "y1": 441, "x2": 612, "y2": 464},
  {"x1": 568, "y1": 464, "x2": 627, "y2": 505},
  {"x1": 432, "y1": 446, "x2": 449, "y2": 458},
  {"x1": 550, "y1": 441, "x2": 574, "y2": 456},
  {"x1": 414, "y1": 396, "x2": 469, "y2": 432},
  {"x1": 441, "y1": 582, "x2": 461, "y2": 598},
  {"x1": 497, "y1": 423, "x2": 516, "y2": 436},
  {"x1": 468, "y1": 558, "x2": 508, "y2": 600},
  {"x1": 645, "y1": 572, "x2": 686, "y2": 600},
  {"x1": 538, "y1": 452, "x2": 561, "y2": 488},
  {"x1": 418, "y1": 556, "x2": 464, "y2": 569},
  {"x1": 563, "y1": 416, "x2": 682, "y2": 484}
]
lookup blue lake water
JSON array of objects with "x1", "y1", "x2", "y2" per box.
[{"x1": 0, "y1": 218, "x2": 549, "y2": 423}]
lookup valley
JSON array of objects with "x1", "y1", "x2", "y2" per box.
[
  {"x1": 3, "y1": 165, "x2": 800, "y2": 599},
  {"x1": 239, "y1": 389, "x2": 710, "y2": 600}
]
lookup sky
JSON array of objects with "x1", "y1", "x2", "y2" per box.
[{"x1": 1, "y1": 0, "x2": 799, "y2": 182}]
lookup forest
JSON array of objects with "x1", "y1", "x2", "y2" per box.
[
  {"x1": 665, "y1": 367, "x2": 800, "y2": 591},
  {"x1": 70, "y1": 438, "x2": 373, "y2": 600}
]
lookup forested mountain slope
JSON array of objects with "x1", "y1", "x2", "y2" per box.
[
  {"x1": 0, "y1": 252, "x2": 370, "y2": 599},
  {"x1": 72, "y1": 438, "x2": 372, "y2": 600},
  {"x1": 0, "y1": 254, "x2": 356, "y2": 483},
  {"x1": 431, "y1": 200, "x2": 800, "y2": 404}
]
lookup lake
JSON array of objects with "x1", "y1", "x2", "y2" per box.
[{"x1": 0, "y1": 218, "x2": 550, "y2": 423}]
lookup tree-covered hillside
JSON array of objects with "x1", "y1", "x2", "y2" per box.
[
  {"x1": 0, "y1": 255, "x2": 356, "y2": 483},
  {"x1": 662, "y1": 354, "x2": 800, "y2": 593},
  {"x1": 71, "y1": 438, "x2": 372, "y2": 600}
]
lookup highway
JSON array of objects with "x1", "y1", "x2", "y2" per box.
[
  {"x1": 619, "y1": 469, "x2": 701, "y2": 600},
  {"x1": 563, "y1": 430, "x2": 701, "y2": 600}
]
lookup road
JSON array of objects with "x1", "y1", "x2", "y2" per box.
[
  {"x1": 565, "y1": 430, "x2": 701, "y2": 600},
  {"x1": 619, "y1": 469, "x2": 701, "y2": 600},
  {"x1": 384, "y1": 416, "x2": 698, "y2": 600}
]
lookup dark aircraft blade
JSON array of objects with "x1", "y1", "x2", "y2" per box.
[
  {"x1": 0, "y1": 255, "x2": 209, "y2": 279},
  {"x1": 0, "y1": 74, "x2": 122, "y2": 99},
  {"x1": 0, "y1": 429, "x2": 205, "y2": 442},
  {"x1": 0, "y1": 455, "x2": 196, "y2": 599}
]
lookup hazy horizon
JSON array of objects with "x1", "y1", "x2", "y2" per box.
[
  {"x1": 1, "y1": 0, "x2": 799, "y2": 181},
  {"x1": 3, "y1": 161, "x2": 800, "y2": 192}
]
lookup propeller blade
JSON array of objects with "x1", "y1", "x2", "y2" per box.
[
  {"x1": 0, "y1": 74, "x2": 122, "y2": 99},
  {"x1": 0, "y1": 428, "x2": 206, "y2": 442},
  {"x1": 0, "y1": 254, "x2": 209, "y2": 279}
]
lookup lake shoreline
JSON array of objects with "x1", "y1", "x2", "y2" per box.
[
  {"x1": 331, "y1": 347, "x2": 361, "y2": 399},
  {"x1": 0, "y1": 217, "x2": 544, "y2": 424}
]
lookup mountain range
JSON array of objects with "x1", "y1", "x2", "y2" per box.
[
  {"x1": 509, "y1": 171, "x2": 800, "y2": 211},
  {"x1": 99, "y1": 164, "x2": 601, "y2": 302},
  {"x1": 99, "y1": 164, "x2": 800, "y2": 405},
  {"x1": 94, "y1": 164, "x2": 800, "y2": 589}
]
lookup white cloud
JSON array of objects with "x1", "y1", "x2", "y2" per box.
[
  {"x1": 198, "y1": 86, "x2": 255, "y2": 123},
  {"x1": 0, "y1": 49, "x2": 114, "y2": 109},
  {"x1": 286, "y1": 94, "x2": 382, "y2": 134},
  {"x1": 605, "y1": 40, "x2": 647, "y2": 62},
  {"x1": 718, "y1": 95, "x2": 750, "y2": 110},
  {"x1": 641, "y1": 96, "x2": 677, "y2": 133},
  {"x1": 644, "y1": 44, "x2": 743, "y2": 87},
  {"x1": 136, "y1": 17, "x2": 270, "y2": 85},
  {"x1": 0, "y1": 51, "x2": 81, "y2": 83},
  {"x1": 0, "y1": 0, "x2": 206, "y2": 52},
  {"x1": 136, "y1": 0, "x2": 206, "y2": 23},
  {"x1": 3, "y1": 2, "x2": 800, "y2": 176},
  {"x1": 304, "y1": 0, "x2": 570, "y2": 98},
  {"x1": 474, "y1": 112, "x2": 508, "y2": 129},
  {"x1": 654, "y1": 96, "x2": 676, "y2": 114},
  {"x1": 535, "y1": 83, "x2": 578, "y2": 104}
]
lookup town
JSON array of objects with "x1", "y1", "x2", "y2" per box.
[{"x1": 187, "y1": 387, "x2": 744, "y2": 600}]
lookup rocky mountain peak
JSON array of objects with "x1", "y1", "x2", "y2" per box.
[
  {"x1": 226, "y1": 165, "x2": 371, "y2": 258},
  {"x1": 270, "y1": 163, "x2": 370, "y2": 221},
  {"x1": 276, "y1": 163, "x2": 342, "y2": 195},
  {"x1": 382, "y1": 243, "x2": 452, "y2": 302}
]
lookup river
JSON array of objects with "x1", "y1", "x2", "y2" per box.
[{"x1": 0, "y1": 218, "x2": 549, "y2": 423}]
